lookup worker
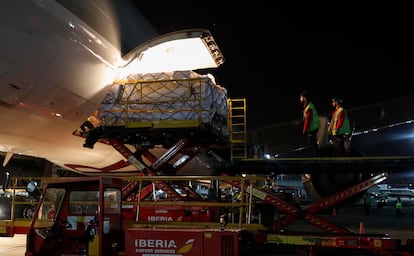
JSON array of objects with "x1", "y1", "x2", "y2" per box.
[
  {"x1": 82, "y1": 110, "x2": 102, "y2": 149},
  {"x1": 300, "y1": 91, "x2": 320, "y2": 147},
  {"x1": 80, "y1": 110, "x2": 101, "y2": 133},
  {"x1": 362, "y1": 193, "x2": 372, "y2": 216},
  {"x1": 328, "y1": 98, "x2": 351, "y2": 155},
  {"x1": 47, "y1": 204, "x2": 56, "y2": 220},
  {"x1": 395, "y1": 196, "x2": 404, "y2": 217}
]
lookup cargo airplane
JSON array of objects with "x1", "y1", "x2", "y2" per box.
[{"x1": 0, "y1": 0, "x2": 225, "y2": 178}]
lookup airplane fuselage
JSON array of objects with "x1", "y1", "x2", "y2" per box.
[
  {"x1": 0, "y1": 0, "x2": 153, "y2": 173},
  {"x1": 378, "y1": 184, "x2": 414, "y2": 199},
  {"x1": 0, "y1": 1, "x2": 226, "y2": 176}
]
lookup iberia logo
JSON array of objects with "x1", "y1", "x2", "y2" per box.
[
  {"x1": 134, "y1": 238, "x2": 195, "y2": 255},
  {"x1": 176, "y1": 239, "x2": 195, "y2": 254}
]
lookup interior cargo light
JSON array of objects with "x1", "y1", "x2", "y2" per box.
[{"x1": 119, "y1": 29, "x2": 224, "y2": 75}]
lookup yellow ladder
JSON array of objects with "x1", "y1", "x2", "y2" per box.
[{"x1": 227, "y1": 98, "x2": 247, "y2": 161}]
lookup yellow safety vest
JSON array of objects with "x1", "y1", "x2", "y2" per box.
[{"x1": 328, "y1": 107, "x2": 351, "y2": 136}]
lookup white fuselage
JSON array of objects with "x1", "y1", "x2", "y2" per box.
[
  {"x1": 0, "y1": 0, "x2": 156, "y2": 174},
  {"x1": 378, "y1": 184, "x2": 414, "y2": 199}
]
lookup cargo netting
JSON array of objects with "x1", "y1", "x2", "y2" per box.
[{"x1": 100, "y1": 71, "x2": 229, "y2": 137}]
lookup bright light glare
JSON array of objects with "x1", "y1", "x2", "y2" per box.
[
  {"x1": 173, "y1": 155, "x2": 190, "y2": 168},
  {"x1": 117, "y1": 30, "x2": 224, "y2": 78},
  {"x1": 126, "y1": 38, "x2": 218, "y2": 74}
]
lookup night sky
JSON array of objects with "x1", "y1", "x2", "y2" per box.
[{"x1": 135, "y1": 3, "x2": 414, "y2": 130}]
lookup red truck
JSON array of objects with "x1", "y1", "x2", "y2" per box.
[
  {"x1": 24, "y1": 176, "x2": 253, "y2": 256},
  {"x1": 22, "y1": 175, "x2": 414, "y2": 256}
]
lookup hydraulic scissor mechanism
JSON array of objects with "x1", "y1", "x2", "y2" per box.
[{"x1": 225, "y1": 172, "x2": 387, "y2": 233}]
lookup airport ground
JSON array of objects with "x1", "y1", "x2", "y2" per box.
[
  {"x1": 2, "y1": 199, "x2": 414, "y2": 255},
  {"x1": 288, "y1": 198, "x2": 414, "y2": 243},
  {"x1": 0, "y1": 234, "x2": 26, "y2": 256}
]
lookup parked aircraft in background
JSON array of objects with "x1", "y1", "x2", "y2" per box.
[{"x1": 377, "y1": 184, "x2": 414, "y2": 199}]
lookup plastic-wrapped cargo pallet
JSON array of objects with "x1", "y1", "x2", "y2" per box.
[{"x1": 100, "y1": 70, "x2": 229, "y2": 137}]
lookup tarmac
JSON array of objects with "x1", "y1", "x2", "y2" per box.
[
  {"x1": 312, "y1": 198, "x2": 414, "y2": 243},
  {"x1": 0, "y1": 234, "x2": 26, "y2": 256}
]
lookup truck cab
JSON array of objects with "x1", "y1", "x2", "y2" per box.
[{"x1": 25, "y1": 177, "x2": 123, "y2": 256}]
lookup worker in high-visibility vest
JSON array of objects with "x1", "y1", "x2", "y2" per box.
[
  {"x1": 83, "y1": 110, "x2": 103, "y2": 149},
  {"x1": 395, "y1": 196, "x2": 404, "y2": 217},
  {"x1": 300, "y1": 91, "x2": 320, "y2": 147},
  {"x1": 328, "y1": 98, "x2": 351, "y2": 155},
  {"x1": 362, "y1": 193, "x2": 372, "y2": 216}
]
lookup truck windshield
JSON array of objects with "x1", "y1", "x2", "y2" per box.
[
  {"x1": 33, "y1": 188, "x2": 65, "y2": 228},
  {"x1": 69, "y1": 191, "x2": 100, "y2": 215}
]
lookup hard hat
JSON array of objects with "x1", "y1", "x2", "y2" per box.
[{"x1": 332, "y1": 98, "x2": 343, "y2": 104}]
